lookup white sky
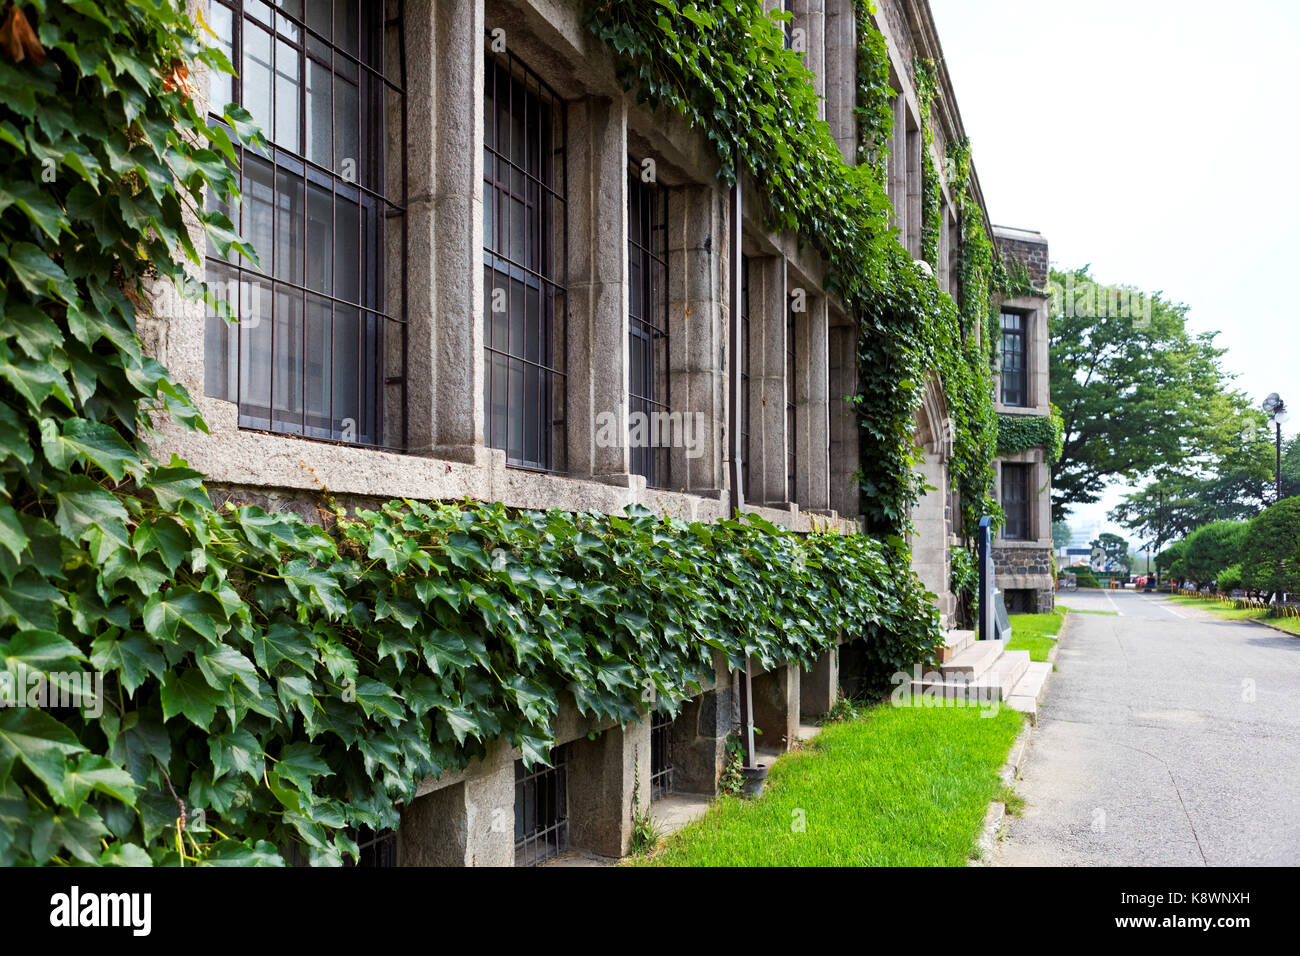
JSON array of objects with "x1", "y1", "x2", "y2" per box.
[{"x1": 930, "y1": 0, "x2": 1300, "y2": 547}]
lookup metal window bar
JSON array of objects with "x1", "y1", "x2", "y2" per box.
[
  {"x1": 203, "y1": 0, "x2": 408, "y2": 451},
  {"x1": 1000, "y1": 311, "x2": 1026, "y2": 407},
  {"x1": 782, "y1": 0, "x2": 795, "y2": 50},
  {"x1": 787, "y1": 299, "x2": 798, "y2": 503},
  {"x1": 740, "y1": 255, "x2": 751, "y2": 496},
  {"x1": 650, "y1": 709, "x2": 674, "y2": 800},
  {"x1": 628, "y1": 165, "x2": 670, "y2": 488},
  {"x1": 483, "y1": 42, "x2": 568, "y2": 473},
  {"x1": 346, "y1": 825, "x2": 399, "y2": 867},
  {"x1": 514, "y1": 745, "x2": 569, "y2": 866}
]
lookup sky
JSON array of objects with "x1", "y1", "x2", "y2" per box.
[{"x1": 929, "y1": 0, "x2": 1300, "y2": 548}]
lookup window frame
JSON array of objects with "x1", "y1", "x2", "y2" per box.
[
  {"x1": 1000, "y1": 309, "x2": 1029, "y2": 408},
  {"x1": 203, "y1": 0, "x2": 408, "y2": 451},
  {"x1": 482, "y1": 42, "x2": 569, "y2": 474},
  {"x1": 1001, "y1": 462, "x2": 1033, "y2": 541}
]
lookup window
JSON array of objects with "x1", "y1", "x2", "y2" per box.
[
  {"x1": 740, "y1": 255, "x2": 752, "y2": 495},
  {"x1": 786, "y1": 299, "x2": 798, "y2": 502},
  {"x1": 650, "y1": 709, "x2": 674, "y2": 801},
  {"x1": 204, "y1": 0, "x2": 406, "y2": 449},
  {"x1": 782, "y1": 0, "x2": 795, "y2": 49},
  {"x1": 628, "y1": 166, "x2": 669, "y2": 488},
  {"x1": 483, "y1": 47, "x2": 568, "y2": 472},
  {"x1": 1000, "y1": 311, "x2": 1028, "y2": 407},
  {"x1": 515, "y1": 746, "x2": 568, "y2": 867},
  {"x1": 346, "y1": 825, "x2": 398, "y2": 867},
  {"x1": 1002, "y1": 463, "x2": 1032, "y2": 541}
]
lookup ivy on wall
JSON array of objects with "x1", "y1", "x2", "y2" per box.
[
  {"x1": 997, "y1": 406, "x2": 1065, "y2": 464},
  {"x1": 0, "y1": 0, "x2": 948, "y2": 865}
]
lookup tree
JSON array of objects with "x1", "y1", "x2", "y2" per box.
[
  {"x1": 1091, "y1": 532, "x2": 1131, "y2": 572},
  {"x1": 1052, "y1": 520, "x2": 1073, "y2": 549},
  {"x1": 1240, "y1": 498, "x2": 1300, "y2": 597},
  {"x1": 1050, "y1": 266, "x2": 1255, "y2": 523},
  {"x1": 1180, "y1": 521, "x2": 1249, "y2": 585},
  {"x1": 1156, "y1": 540, "x2": 1187, "y2": 576}
]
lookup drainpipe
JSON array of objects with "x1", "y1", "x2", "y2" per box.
[{"x1": 726, "y1": 182, "x2": 757, "y2": 766}]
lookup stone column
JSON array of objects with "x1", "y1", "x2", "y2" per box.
[
  {"x1": 566, "y1": 97, "x2": 634, "y2": 485},
  {"x1": 795, "y1": 294, "x2": 830, "y2": 511},
  {"x1": 409, "y1": 0, "x2": 491, "y2": 465},
  {"x1": 666, "y1": 184, "x2": 725, "y2": 494},
  {"x1": 751, "y1": 256, "x2": 790, "y2": 506},
  {"x1": 824, "y1": 0, "x2": 857, "y2": 163},
  {"x1": 670, "y1": 654, "x2": 734, "y2": 794},
  {"x1": 566, "y1": 717, "x2": 652, "y2": 858},
  {"x1": 397, "y1": 739, "x2": 515, "y2": 866},
  {"x1": 793, "y1": 0, "x2": 826, "y2": 120}
]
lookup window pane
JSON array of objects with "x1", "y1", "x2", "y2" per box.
[
  {"x1": 274, "y1": 37, "x2": 301, "y2": 153},
  {"x1": 304, "y1": 294, "x2": 331, "y2": 435},
  {"x1": 272, "y1": 287, "x2": 304, "y2": 432},
  {"x1": 242, "y1": 155, "x2": 274, "y2": 273},
  {"x1": 274, "y1": 166, "x2": 304, "y2": 284},
  {"x1": 243, "y1": 23, "x2": 274, "y2": 148},
  {"x1": 334, "y1": 193, "x2": 360, "y2": 304},
  {"x1": 305, "y1": 57, "x2": 332, "y2": 166},
  {"x1": 305, "y1": 180, "x2": 332, "y2": 293},
  {"x1": 208, "y1": 3, "x2": 235, "y2": 108}
]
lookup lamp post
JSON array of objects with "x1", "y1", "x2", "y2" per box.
[{"x1": 1263, "y1": 393, "x2": 1289, "y2": 504}]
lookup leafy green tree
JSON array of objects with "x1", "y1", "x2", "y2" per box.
[
  {"x1": 1052, "y1": 520, "x2": 1073, "y2": 549},
  {"x1": 1050, "y1": 266, "x2": 1256, "y2": 523},
  {"x1": 1091, "y1": 532, "x2": 1132, "y2": 571},
  {"x1": 1180, "y1": 521, "x2": 1250, "y2": 584},
  {"x1": 1156, "y1": 540, "x2": 1187, "y2": 576},
  {"x1": 1240, "y1": 498, "x2": 1300, "y2": 597}
]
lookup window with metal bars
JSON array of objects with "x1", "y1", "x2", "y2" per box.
[
  {"x1": 483, "y1": 45, "x2": 568, "y2": 473},
  {"x1": 782, "y1": 0, "x2": 795, "y2": 49},
  {"x1": 203, "y1": 0, "x2": 406, "y2": 449},
  {"x1": 740, "y1": 255, "x2": 752, "y2": 496},
  {"x1": 1001, "y1": 463, "x2": 1032, "y2": 541},
  {"x1": 346, "y1": 825, "x2": 399, "y2": 866},
  {"x1": 1000, "y1": 311, "x2": 1028, "y2": 407},
  {"x1": 514, "y1": 746, "x2": 568, "y2": 866},
  {"x1": 628, "y1": 166, "x2": 670, "y2": 488},
  {"x1": 787, "y1": 299, "x2": 798, "y2": 503},
  {"x1": 650, "y1": 709, "x2": 674, "y2": 801}
]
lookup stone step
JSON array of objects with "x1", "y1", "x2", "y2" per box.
[
  {"x1": 912, "y1": 649, "x2": 1031, "y2": 702},
  {"x1": 936, "y1": 629, "x2": 976, "y2": 662},
  {"x1": 940, "y1": 638, "x2": 1007, "y2": 681},
  {"x1": 1006, "y1": 661, "x2": 1053, "y2": 720}
]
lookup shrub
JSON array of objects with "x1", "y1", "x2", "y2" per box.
[
  {"x1": 1181, "y1": 521, "x2": 1250, "y2": 585},
  {"x1": 1217, "y1": 564, "x2": 1243, "y2": 592},
  {"x1": 1240, "y1": 498, "x2": 1300, "y2": 597}
]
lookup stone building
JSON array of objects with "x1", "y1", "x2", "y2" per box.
[
  {"x1": 992, "y1": 226, "x2": 1056, "y2": 614},
  {"x1": 141, "y1": 0, "x2": 1038, "y2": 864}
]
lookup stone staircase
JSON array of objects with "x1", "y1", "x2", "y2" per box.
[{"x1": 914, "y1": 629, "x2": 1052, "y2": 719}]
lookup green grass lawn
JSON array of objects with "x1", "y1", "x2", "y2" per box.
[
  {"x1": 636, "y1": 701, "x2": 1024, "y2": 866},
  {"x1": 1167, "y1": 595, "x2": 1300, "y2": 634},
  {"x1": 1005, "y1": 609, "x2": 1065, "y2": 662}
]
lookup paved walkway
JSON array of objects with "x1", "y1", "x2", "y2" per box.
[{"x1": 992, "y1": 590, "x2": 1300, "y2": 866}]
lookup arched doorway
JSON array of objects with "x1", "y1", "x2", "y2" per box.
[{"x1": 909, "y1": 375, "x2": 956, "y2": 627}]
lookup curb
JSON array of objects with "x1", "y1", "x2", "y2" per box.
[
  {"x1": 970, "y1": 719, "x2": 1032, "y2": 866},
  {"x1": 970, "y1": 605, "x2": 1069, "y2": 865}
]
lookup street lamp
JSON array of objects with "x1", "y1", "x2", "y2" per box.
[{"x1": 1263, "y1": 393, "x2": 1289, "y2": 504}]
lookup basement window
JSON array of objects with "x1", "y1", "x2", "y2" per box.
[
  {"x1": 514, "y1": 745, "x2": 569, "y2": 866},
  {"x1": 346, "y1": 825, "x2": 398, "y2": 867},
  {"x1": 650, "y1": 709, "x2": 675, "y2": 801}
]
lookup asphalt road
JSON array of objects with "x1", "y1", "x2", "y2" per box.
[{"x1": 992, "y1": 590, "x2": 1300, "y2": 866}]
